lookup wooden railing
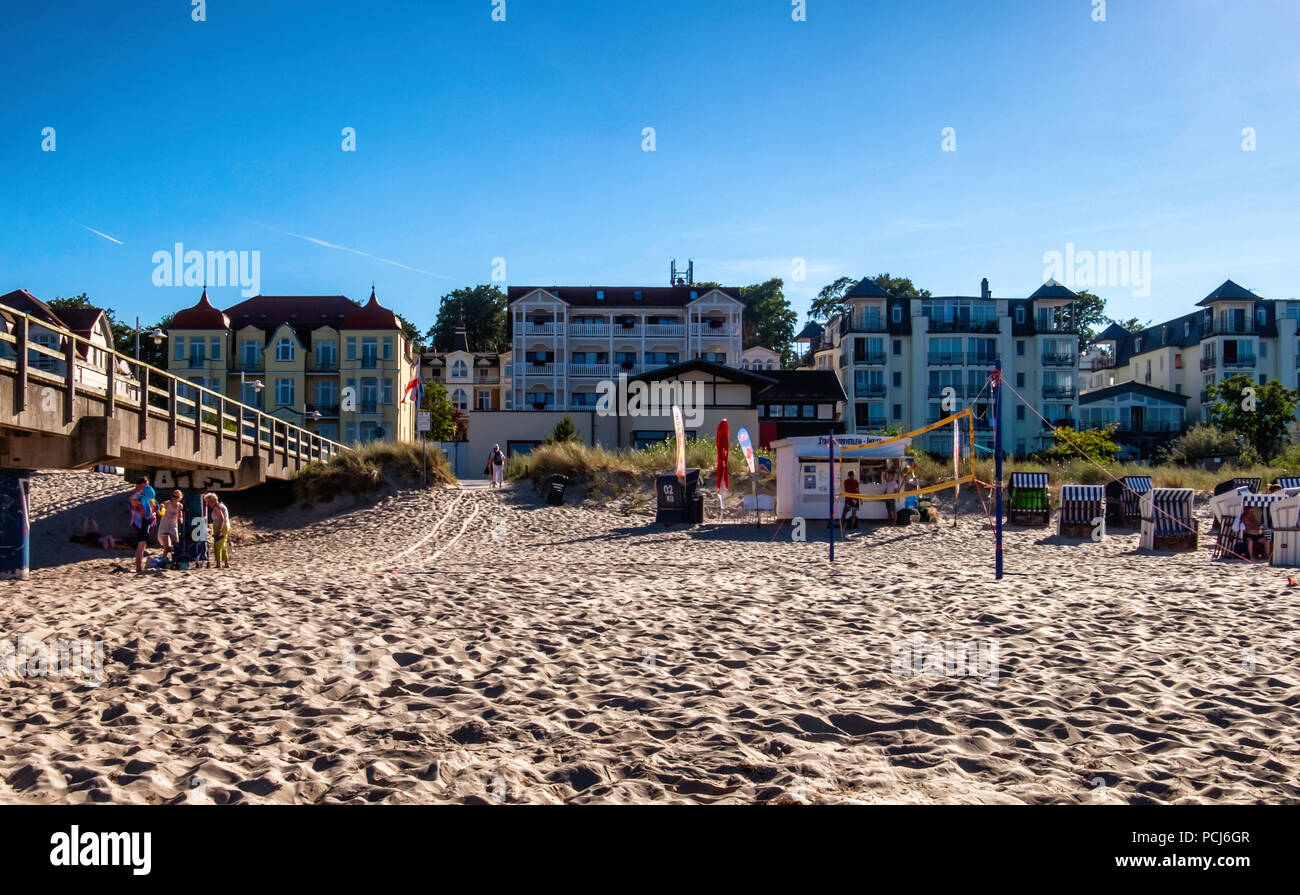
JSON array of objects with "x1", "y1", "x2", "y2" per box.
[{"x1": 0, "y1": 303, "x2": 346, "y2": 471}]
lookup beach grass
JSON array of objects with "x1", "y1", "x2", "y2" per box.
[{"x1": 293, "y1": 440, "x2": 456, "y2": 502}]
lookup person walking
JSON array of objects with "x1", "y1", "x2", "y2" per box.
[
  {"x1": 128, "y1": 477, "x2": 159, "y2": 573},
  {"x1": 485, "y1": 444, "x2": 506, "y2": 488},
  {"x1": 883, "y1": 467, "x2": 902, "y2": 524},
  {"x1": 204, "y1": 493, "x2": 231, "y2": 570},
  {"x1": 157, "y1": 490, "x2": 184, "y2": 559}
]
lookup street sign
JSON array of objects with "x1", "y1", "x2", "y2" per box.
[{"x1": 417, "y1": 412, "x2": 431, "y2": 433}]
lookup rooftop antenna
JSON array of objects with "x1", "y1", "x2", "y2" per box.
[{"x1": 670, "y1": 258, "x2": 694, "y2": 286}]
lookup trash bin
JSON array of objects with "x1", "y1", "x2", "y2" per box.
[
  {"x1": 547, "y1": 475, "x2": 568, "y2": 506},
  {"x1": 655, "y1": 469, "x2": 700, "y2": 525}
]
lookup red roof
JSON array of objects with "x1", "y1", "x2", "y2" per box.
[
  {"x1": 342, "y1": 288, "x2": 402, "y2": 330},
  {"x1": 0, "y1": 289, "x2": 65, "y2": 329},
  {"x1": 170, "y1": 289, "x2": 231, "y2": 329},
  {"x1": 52, "y1": 307, "x2": 109, "y2": 359}
]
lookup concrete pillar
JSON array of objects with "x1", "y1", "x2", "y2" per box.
[{"x1": 0, "y1": 470, "x2": 32, "y2": 580}]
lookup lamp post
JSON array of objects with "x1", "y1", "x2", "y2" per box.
[{"x1": 135, "y1": 317, "x2": 167, "y2": 362}]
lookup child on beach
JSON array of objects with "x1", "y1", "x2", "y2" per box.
[
  {"x1": 157, "y1": 490, "x2": 184, "y2": 558},
  {"x1": 204, "y1": 493, "x2": 231, "y2": 569}
]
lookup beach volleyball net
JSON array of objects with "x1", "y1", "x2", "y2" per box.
[{"x1": 832, "y1": 407, "x2": 976, "y2": 502}]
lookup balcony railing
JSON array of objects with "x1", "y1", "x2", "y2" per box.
[
  {"x1": 308, "y1": 359, "x2": 339, "y2": 372},
  {"x1": 1082, "y1": 354, "x2": 1115, "y2": 370},
  {"x1": 1042, "y1": 386, "x2": 1076, "y2": 399},
  {"x1": 1200, "y1": 356, "x2": 1217, "y2": 371},
  {"x1": 927, "y1": 384, "x2": 965, "y2": 398},
  {"x1": 521, "y1": 363, "x2": 556, "y2": 376},
  {"x1": 856, "y1": 383, "x2": 886, "y2": 398},
  {"x1": 569, "y1": 364, "x2": 612, "y2": 378},
  {"x1": 523, "y1": 323, "x2": 558, "y2": 335},
  {"x1": 853, "y1": 351, "x2": 886, "y2": 365},
  {"x1": 360, "y1": 357, "x2": 379, "y2": 369},
  {"x1": 928, "y1": 351, "x2": 963, "y2": 366},
  {"x1": 187, "y1": 357, "x2": 209, "y2": 369},
  {"x1": 568, "y1": 324, "x2": 610, "y2": 337},
  {"x1": 475, "y1": 373, "x2": 500, "y2": 384},
  {"x1": 1204, "y1": 317, "x2": 1256, "y2": 336},
  {"x1": 1035, "y1": 319, "x2": 1079, "y2": 335},
  {"x1": 645, "y1": 324, "x2": 685, "y2": 337},
  {"x1": 692, "y1": 324, "x2": 732, "y2": 337},
  {"x1": 928, "y1": 319, "x2": 999, "y2": 334},
  {"x1": 1041, "y1": 353, "x2": 1075, "y2": 367},
  {"x1": 358, "y1": 400, "x2": 379, "y2": 414},
  {"x1": 1222, "y1": 356, "x2": 1257, "y2": 369},
  {"x1": 966, "y1": 353, "x2": 1000, "y2": 367},
  {"x1": 847, "y1": 316, "x2": 887, "y2": 333}
]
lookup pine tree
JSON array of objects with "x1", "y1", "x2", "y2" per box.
[{"x1": 543, "y1": 415, "x2": 582, "y2": 445}]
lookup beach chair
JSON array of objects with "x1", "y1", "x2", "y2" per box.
[
  {"x1": 1269, "y1": 490, "x2": 1300, "y2": 567},
  {"x1": 1213, "y1": 476, "x2": 1262, "y2": 497},
  {"x1": 1057, "y1": 485, "x2": 1104, "y2": 539},
  {"x1": 1007, "y1": 472, "x2": 1050, "y2": 526},
  {"x1": 1139, "y1": 488, "x2": 1198, "y2": 552},
  {"x1": 1118, "y1": 475, "x2": 1152, "y2": 527},
  {"x1": 1274, "y1": 477, "x2": 1300, "y2": 491}
]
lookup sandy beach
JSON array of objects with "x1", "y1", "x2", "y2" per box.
[{"x1": 1, "y1": 470, "x2": 1296, "y2": 804}]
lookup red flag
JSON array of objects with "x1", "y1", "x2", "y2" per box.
[{"x1": 715, "y1": 419, "x2": 730, "y2": 491}]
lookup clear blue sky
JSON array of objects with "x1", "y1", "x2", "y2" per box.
[{"x1": 3, "y1": 0, "x2": 1298, "y2": 331}]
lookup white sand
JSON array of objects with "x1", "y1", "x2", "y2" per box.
[{"x1": 1, "y1": 470, "x2": 1296, "y2": 804}]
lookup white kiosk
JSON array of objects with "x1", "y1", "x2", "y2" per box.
[{"x1": 771, "y1": 433, "x2": 912, "y2": 522}]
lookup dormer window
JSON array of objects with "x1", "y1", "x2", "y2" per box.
[
  {"x1": 1184, "y1": 322, "x2": 1190, "y2": 338},
  {"x1": 1162, "y1": 329, "x2": 1168, "y2": 345},
  {"x1": 1135, "y1": 337, "x2": 1143, "y2": 352},
  {"x1": 634, "y1": 291, "x2": 643, "y2": 301},
  {"x1": 1015, "y1": 306, "x2": 1025, "y2": 324},
  {"x1": 595, "y1": 290, "x2": 604, "y2": 300},
  {"x1": 1258, "y1": 307, "x2": 1267, "y2": 325},
  {"x1": 690, "y1": 290, "x2": 698, "y2": 299},
  {"x1": 891, "y1": 304, "x2": 902, "y2": 324}
]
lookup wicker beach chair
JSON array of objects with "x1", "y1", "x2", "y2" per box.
[
  {"x1": 1139, "y1": 487, "x2": 1198, "y2": 552},
  {"x1": 1057, "y1": 484, "x2": 1105, "y2": 539},
  {"x1": 1007, "y1": 472, "x2": 1050, "y2": 526},
  {"x1": 1105, "y1": 475, "x2": 1151, "y2": 528},
  {"x1": 1213, "y1": 476, "x2": 1262, "y2": 497},
  {"x1": 1274, "y1": 477, "x2": 1300, "y2": 491},
  {"x1": 1269, "y1": 490, "x2": 1300, "y2": 567}
]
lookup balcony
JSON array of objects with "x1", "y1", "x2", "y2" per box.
[
  {"x1": 359, "y1": 400, "x2": 379, "y2": 415},
  {"x1": 853, "y1": 351, "x2": 886, "y2": 365},
  {"x1": 568, "y1": 324, "x2": 611, "y2": 338},
  {"x1": 928, "y1": 351, "x2": 964, "y2": 366},
  {"x1": 360, "y1": 357, "x2": 379, "y2": 370},
  {"x1": 187, "y1": 356, "x2": 209, "y2": 369},
  {"x1": 928, "y1": 319, "x2": 999, "y2": 334},
  {"x1": 1222, "y1": 356, "x2": 1257, "y2": 369},
  {"x1": 856, "y1": 383, "x2": 886, "y2": 398},
  {"x1": 308, "y1": 359, "x2": 339, "y2": 373},
  {"x1": 475, "y1": 373, "x2": 500, "y2": 384},
  {"x1": 1203, "y1": 317, "x2": 1256, "y2": 337},
  {"x1": 522, "y1": 322, "x2": 559, "y2": 336},
  {"x1": 692, "y1": 323, "x2": 733, "y2": 337},
  {"x1": 1082, "y1": 354, "x2": 1116, "y2": 370},
  {"x1": 1199, "y1": 356, "x2": 1218, "y2": 371},
  {"x1": 927, "y1": 384, "x2": 965, "y2": 398},
  {"x1": 645, "y1": 324, "x2": 685, "y2": 338},
  {"x1": 305, "y1": 403, "x2": 340, "y2": 418},
  {"x1": 1042, "y1": 386, "x2": 1076, "y2": 399},
  {"x1": 1041, "y1": 353, "x2": 1075, "y2": 367},
  {"x1": 569, "y1": 364, "x2": 612, "y2": 378},
  {"x1": 1039, "y1": 418, "x2": 1077, "y2": 431},
  {"x1": 520, "y1": 363, "x2": 556, "y2": 376},
  {"x1": 966, "y1": 354, "x2": 1000, "y2": 367},
  {"x1": 846, "y1": 315, "x2": 887, "y2": 333},
  {"x1": 1035, "y1": 318, "x2": 1079, "y2": 335}
]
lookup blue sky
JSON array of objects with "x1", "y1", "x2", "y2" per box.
[{"x1": 3, "y1": 0, "x2": 1298, "y2": 331}]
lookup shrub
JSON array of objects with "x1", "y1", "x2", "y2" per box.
[
  {"x1": 1161, "y1": 423, "x2": 1240, "y2": 463},
  {"x1": 293, "y1": 440, "x2": 455, "y2": 503}
]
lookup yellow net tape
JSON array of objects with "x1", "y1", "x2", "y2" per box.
[
  {"x1": 832, "y1": 407, "x2": 974, "y2": 452},
  {"x1": 841, "y1": 475, "x2": 976, "y2": 502}
]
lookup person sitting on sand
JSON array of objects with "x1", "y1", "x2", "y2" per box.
[
  {"x1": 1241, "y1": 506, "x2": 1272, "y2": 562},
  {"x1": 157, "y1": 490, "x2": 184, "y2": 558},
  {"x1": 841, "y1": 470, "x2": 861, "y2": 530},
  {"x1": 204, "y1": 493, "x2": 231, "y2": 570}
]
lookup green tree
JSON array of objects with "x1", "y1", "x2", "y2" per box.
[
  {"x1": 738, "y1": 278, "x2": 797, "y2": 366},
  {"x1": 808, "y1": 276, "x2": 858, "y2": 322},
  {"x1": 417, "y1": 381, "x2": 457, "y2": 441},
  {"x1": 1207, "y1": 375, "x2": 1300, "y2": 461},
  {"x1": 1038, "y1": 424, "x2": 1121, "y2": 463},
  {"x1": 543, "y1": 414, "x2": 583, "y2": 445},
  {"x1": 48, "y1": 293, "x2": 173, "y2": 368},
  {"x1": 871, "y1": 273, "x2": 930, "y2": 300},
  {"x1": 396, "y1": 313, "x2": 424, "y2": 351},
  {"x1": 1161, "y1": 423, "x2": 1241, "y2": 463},
  {"x1": 425, "y1": 285, "x2": 507, "y2": 352}
]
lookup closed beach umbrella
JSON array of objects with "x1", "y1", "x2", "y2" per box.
[{"x1": 715, "y1": 419, "x2": 730, "y2": 491}]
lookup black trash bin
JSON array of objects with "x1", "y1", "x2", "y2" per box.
[
  {"x1": 655, "y1": 469, "x2": 701, "y2": 525},
  {"x1": 547, "y1": 475, "x2": 568, "y2": 506}
]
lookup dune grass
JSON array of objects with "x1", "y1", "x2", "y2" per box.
[
  {"x1": 294, "y1": 440, "x2": 456, "y2": 502},
  {"x1": 507, "y1": 436, "x2": 770, "y2": 483}
]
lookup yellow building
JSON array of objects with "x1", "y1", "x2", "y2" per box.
[{"x1": 167, "y1": 288, "x2": 415, "y2": 443}]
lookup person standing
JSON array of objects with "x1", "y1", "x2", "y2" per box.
[
  {"x1": 841, "y1": 470, "x2": 861, "y2": 530},
  {"x1": 128, "y1": 477, "x2": 158, "y2": 573},
  {"x1": 486, "y1": 444, "x2": 506, "y2": 488},
  {"x1": 204, "y1": 493, "x2": 231, "y2": 570},
  {"x1": 883, "y1": 467, "x2": 902, "y2": 524},
  {"x1": 157, "y1": 490, "x2": 184, "y2": 559}
]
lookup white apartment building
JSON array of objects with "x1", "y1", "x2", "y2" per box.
[
  {"x1": 505, "y1": 285, "x2": 744, "y2": 411},
  {"x1": 1079, "y1": 279, "x2": 1296, "y2": 432},
  {"x1": 797, "y1": 277, "x2": 1080, "y2": 457}
]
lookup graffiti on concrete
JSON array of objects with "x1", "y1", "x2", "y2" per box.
[{"x1": 153, "y1": 469, "x2": 236, "y2": 491}]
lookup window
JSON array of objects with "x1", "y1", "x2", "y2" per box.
[
  {"x1": 240, "y1": 382, "x2": 262, "y2": 407},
  {"x1": 188, "y1": 340, "x2": 205, "y2": 366},
  {"x1": 892, "y1": 403, "x2": 902, "y2": 420},
  {"x1": 1258, "y1": 307, "x2": 1267, "y2": 326},
  {"x1": 1184, "y1": 322, "x2": 1190, "y2": 338},
  {"x1": 313, "y1": 380, "x2": 336, "y2": 408},
  {"x1": 383, "y1": 378, "x2": 394, "y2": 405},
  {"x1": 242, "y1": 340, "x2": 259, "y2": 368},
  {"x1": 571, "y1": 392, "x2": 599, "y2": 408},
  {"x1": 452, "y1": 359, "x2": 468, "y2": 378},
  {"x1": 892, "y1": 372, "x2": 902, "y2": 387},
  {"x1": 596, "y1": 290, "x2": 605, "y2": 300},
  {"x1": 1260, "y1": 374, "x2": 1268, "y2": 385},
  {"x1": 645, "y1": 352, "x2": 679, "y2": 365},
  {"x1": 1261, "y1": 342, "x2": 1268, "y2": 358},
  {"x1": 173, "y1": 337, "x2": 185, "y2": 361},
  {"x1": 699, "y1": 352, "x2": 726, "y2": 363},
  {"x1": 891, "y1": 305, "x2": 902, "y2": 324},
  {"x1": 1015, "y1": 306, "x2": 1025, "y2": 324},
  {"x1": 315, "y1": 341, "x2": 336, "y2": 369},
  {"x1": 892, "y1": 339, "x2": 902, "y2": 356},
  {"x1": 276, "y1": 338, "x2": 294, "y2": 362},
  {"x1": 451, "y1": 389, "x2": 468, "y2": 410},
  {"x1": 1016, "y1": 405, "x2": 1025, "y2": 421},
  {"x1": 768, "y1": 405, "x2": 783, "y2": 418},
  {"x1": 360, "y1": 378, "x2": 379, "y2": 412},
  {"x1": 1016, "y1": 372, "x2": 1025, "y2": 388},
  {"x1": 361, "y1": 337, "x2": 378, "y2": 367},
  {"x1": 633, "y1": 291, "x2": 643, "y2": 301},
  {"x1": 1016, "y1": 340, "x2": 1025, "y2": 356},
  {"x1": 505, "y1": 391, "x2": 513, "y2": 410},
  {"x1": 382, "y1": 337, "x2": 393, "y2": 360},
  {"x1": 346, "y1": 337, "x2": 357, "y2": 361},
  {"x1": 802, "y1": 405, "x2": 815, "y2": 418},
  {"x1": 210, "y1": 337, "x2": 222, "y2": 360},
  {"x1": 478, "y1": 390, "x2": 491, "y2": 410},
  {"x1": 275, "y1": 378, "x2": 294, "y2": 406}
]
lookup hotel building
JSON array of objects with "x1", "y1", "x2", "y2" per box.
[
  {"x1": 796, "y1": 276, "x2": 1081, "y2": 457},
  {"x1": 167, "y1": 288, "x2": 416, "y2": 444}
]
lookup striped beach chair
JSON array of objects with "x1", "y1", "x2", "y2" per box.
[
  {"x1": 1213, "y1": 476, "x2": 1262, "y2": 497},
  {"x1": 1139, "y1": 487, "x2": 1198, "y2": 552},
  {"x1": 1269, "y1": 490, "x2": 1300, "y2": 567},
  {"x1": 1007, "y1": 472, "x2": 1050, "y2": 525},
  {"x1": 1057, "y1": 484, "x2": 1104, "y2": 539},
  {"x1": 1106, "y1": 475, "x2": 1151, "y2": 528},
  {"x1": 1274, "y1": 477, "x2": 1300, "y2": 491}
]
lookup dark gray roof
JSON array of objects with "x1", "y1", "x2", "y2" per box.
[
  {"x1": 794, "y1": 320, "x2": 824, "y2": 341},
  {"x1": 754, "y1": 369, "x2": 848, "y2": 404},
  {"x1": 846, "y1": 277, "x2": 892, "y2": 299},
  {"x1": 507, "y1": 285, "x2": 741, "y2": 308},
  {"x1": 1029, "y1": 280, "x2": 1080, "y2": 300},
  {"x1": 1094, "y1": 322, "x2": 1131, "y2": 343},
  {"x1": 1079, "y1": 382, "x2": 1189, "y2": 406},
  {"x1": 1196, "y1": 279, "x2": 1257, "y2": 306}
]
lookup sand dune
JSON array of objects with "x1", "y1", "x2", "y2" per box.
[{"x1": 1, "y1": 470, "x2": 1296, "y2": 804}]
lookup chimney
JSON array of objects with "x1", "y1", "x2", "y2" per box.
[{"x1": 980, "y1": 278, "x2": 990, "y2": 299}]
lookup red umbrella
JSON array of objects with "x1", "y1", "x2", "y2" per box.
[{"x1": 715, "y1": 419, "x2": 730, "y2": 491}]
